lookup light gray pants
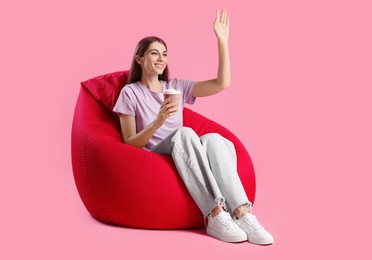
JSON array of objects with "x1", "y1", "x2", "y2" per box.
[{"x1": 151, "y1": 127, "x2": 252, "y2": 218}]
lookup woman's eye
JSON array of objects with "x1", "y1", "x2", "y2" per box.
[
  {"x1": 163, "y1": 53, "x2": 168, "y2": 57},
  {"x1": 151, "y1": 52, "x2": 158, "y2": 55}
]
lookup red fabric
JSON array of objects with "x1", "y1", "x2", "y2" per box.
[{"x1": 71, "y1": 71, "x2": 256, "y2": 229}]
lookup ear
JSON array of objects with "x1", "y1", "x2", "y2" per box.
[{"x1": 136, "y1": 55, "x2": 142, "y2": 65}]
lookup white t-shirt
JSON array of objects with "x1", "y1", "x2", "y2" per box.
[{"x1": 113, "y1": 78, "x2": 196, "y2": 150}]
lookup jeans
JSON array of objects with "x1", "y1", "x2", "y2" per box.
[{"x1": 151, "y1": 127, "x2": 252, "y2": 218}]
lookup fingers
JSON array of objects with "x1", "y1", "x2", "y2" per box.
[
  {"x1": 222, "y1": 9, "x2": 228, "y2": 25},
  {"x1": 163, "y1": 104, "x2": 178, "y2": 113},
  {"x1": 160, "y1": 100, "x2": 178, "y2": 119},
  {"x1": 216, "y1": 9, "x2": 228, "y2": 25},
  {"x1": 161, "y1": 98, "x2": 172, "y2": 111}
]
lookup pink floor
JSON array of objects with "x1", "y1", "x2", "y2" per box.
[{"x1": 3, "y1": 164, "x2": 369, "y2": 259}]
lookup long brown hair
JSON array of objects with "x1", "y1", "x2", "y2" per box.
[{"x1": 128, "y1": 36, "x2": 170, "y2": 84}]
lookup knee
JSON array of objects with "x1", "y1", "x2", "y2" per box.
[
  {"x1": 201, "y1": 133, "x2": 222, "y2": 141},
  {"x1": 201, "y1": 133, "x2": 234, "y2": 149},
  {"x1": 174, "y1": 127, "x2": 199, "y2": 141}
]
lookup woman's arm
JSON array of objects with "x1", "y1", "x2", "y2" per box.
[
  {"x1": 118, "y1": 98, "x2": 177, "y2": 148},
  {"x1": 192, "y1": 9, "x2": 231, "y2": 98}
]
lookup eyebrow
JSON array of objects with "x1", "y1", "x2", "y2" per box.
[{"x1": 149, "y1": 49, "x2": 167, "y2": 53}]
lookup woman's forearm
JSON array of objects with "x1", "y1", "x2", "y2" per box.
[
  {"x1": 217, "y1": 40, "x2": 231, "y2": 88},
  {"x1": 120, "y1": 114, "x2": 162, "y2": 149},
  {"x1": 191, "y1": 41, "x2": 231, "y2": 97},
  {"x1": 124, "y1": 120, "x2": 161, "y2": 148},
  {"x1": 120, "y1": 98, "x2": 176, "y2": 149}
]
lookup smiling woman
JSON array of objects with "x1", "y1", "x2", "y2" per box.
[{"x1": 110, "y1": 9, "x2": 274, "y2": 245}]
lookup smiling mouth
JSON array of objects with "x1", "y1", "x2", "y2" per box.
[{"x1": 155, "y1": 63, "x2": 165, "y2": 68}]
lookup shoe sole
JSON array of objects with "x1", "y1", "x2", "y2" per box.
[
  {"x1": 247, "y1": 237, "x2": 274, "y2": 245},
  {"x1": 206, "y1": 228, "x2": 247, "y2": 243}
]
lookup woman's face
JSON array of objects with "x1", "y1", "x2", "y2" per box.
[{"x1": 137, "y1": 41, "x2": 168, "y2": 77}]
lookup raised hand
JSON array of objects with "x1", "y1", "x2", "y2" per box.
[{"x1": 214, "y1": 9, "x2": 229, "y2": 44}]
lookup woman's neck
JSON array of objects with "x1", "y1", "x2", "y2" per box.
[{"x1": 140, "y1": 75, "x2": 163, "y2": 93}]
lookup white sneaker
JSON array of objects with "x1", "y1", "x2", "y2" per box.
[
  {"x1": 206, "y1": 211, "x2": 247, "y2": 243},
  {"x1": 234, "y1": 213, "x2": 274, "y2": 245}
]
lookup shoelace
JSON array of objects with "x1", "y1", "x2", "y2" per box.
[
  {"x1": 243, "y1": 214, "x2": 265, "y2": 231},
  {"x1": 218, "y1": 212, "x2": 238, "y2": 229}
]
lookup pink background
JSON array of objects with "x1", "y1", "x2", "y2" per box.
[{"x1": 1, "y1": 0, "x2": 371, "y2": 259}]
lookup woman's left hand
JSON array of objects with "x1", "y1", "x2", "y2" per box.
[
  {"x1": 192, "y1": 9, "x2": 231, "y2": 98},
  {"x1": 214, "y1": 9, "x2": 229, "y2": 44}
]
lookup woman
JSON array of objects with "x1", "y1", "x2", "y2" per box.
[{"x1": 113, "y1": 9, "x2": 273, "y2": 245}]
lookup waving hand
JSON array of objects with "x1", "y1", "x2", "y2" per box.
[{"x1": 214, "y1": 9, "x2": 229, "y2": 44}]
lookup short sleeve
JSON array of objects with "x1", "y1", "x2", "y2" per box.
[
  {"x1": 112, "y1": 85, "x2": 136, "y2": 116},
  {"x1": 173, "y1": 78, "x2": 196, "y2": 105}
]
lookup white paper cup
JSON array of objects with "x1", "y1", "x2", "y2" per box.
[{"x1": 164, "y1": 89, "x2": 181, "y2": 115}]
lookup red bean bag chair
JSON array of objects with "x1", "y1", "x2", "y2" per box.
[{"x1": 71, "y1": 70, "x2": 256, "y2": 229}]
